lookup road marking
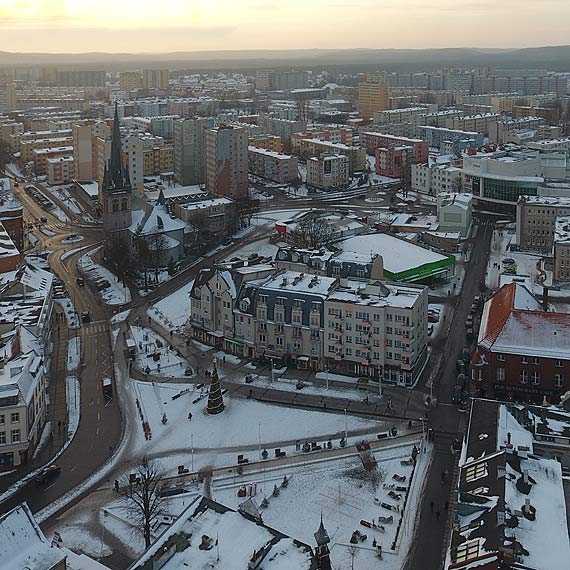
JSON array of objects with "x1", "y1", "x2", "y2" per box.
[
  {"x1": 71, "y1": 464, "x2": 79, "y2": 472},
  {"x1": 96, "y1": 426, "x2": 100, "y2": 435},
  {"x1": 97, "y1": 411, "x2": 100, "y2": 421},
  {"x1": 45, "y1": 483, "x2": 56, "y2": 492}
]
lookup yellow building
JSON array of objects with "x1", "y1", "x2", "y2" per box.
[
  {"x1": 357, "y1": 79, "x2": 390, "y2": 119},
  {"x1": 143, "y1": 144, "x2": 174, "y2": 175},
  {"x1": 249, "y1": 134, "x2": 283, "y2": 153},
  {"x1": 119, "y1": 71, "x2": 143, "y2": 91}
]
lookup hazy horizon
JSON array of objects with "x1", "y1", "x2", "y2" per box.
[{"x1": 1, "y1": 0, "x2": 569, "y2": 54}]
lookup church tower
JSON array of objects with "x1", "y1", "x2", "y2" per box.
[
  {"x1": 100, "y1": 102, "x2": 132, "y2": 234},
  {"x1": 314, "y1": 515, "x2": 332, "y2": 570}
]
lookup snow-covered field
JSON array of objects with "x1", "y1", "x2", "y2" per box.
[
  {"x1": 130, "y1": 380, "x2": 383, "y2": 474},
  {"x1": 148, "y1": 280, "x2": 194, "y2": 331},
  {"x1": 130, "y1": 326, "x2": 188, "y2": 377},
  {"x1": 80, "y1": 248, "x2": 131, "y2": 305}
]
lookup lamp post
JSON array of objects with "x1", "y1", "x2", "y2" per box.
[{"x1": 344, "y1": 408, "x2": 348, "y2": 442}]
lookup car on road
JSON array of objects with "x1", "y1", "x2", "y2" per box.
[
  {"x1": 456, "y1": 359, "x2": 465, "y2": 373},
  {"x1": 76, "y1": 277, "x2": 84, "y2": 286},
  {"x1": 466, "y1": 327, "x2": 474, "y2": 340},
  {"x1": 451, "y1": 384, "x2": 463, "y2": 405},
  {"x1": 35, "y1": 465, "x2": 61, "y2": 485},
  {"x1": 466, "y1": 315, "x2": 473, "y2": 328},
  {"x1": 184, "y1": 367, "x2": 193, "y2": 376},
  {"x1": 502, "y1": 258, "x2": 515, "y2": 266},
  {"x1": 462, "y1": 347, "x2": 471, "y2": 365},
  {"x1": 40, "y1": 217, "x2": 48, "y2": 223},
  {"x1": 428, "y1": 324, "x2": 434, "y2": 336},
  {"x1": 81, "y1": 310, "x2": 91, "y2": 323}
]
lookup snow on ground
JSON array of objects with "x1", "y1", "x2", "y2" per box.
[
  {"x1": 251, "y1": 209, "x2": 307, "y2": 226},
  {"x1": 215, "y1": 350, "x2": 241, "y2": 365},
  {"x1": 67, "y1": 336, "x2": 81, "y2": 374},
  {"x1": 49, "y1": 514, "x2": 112, "y2": 559},
  {"x1": 429, "y1": 256, "x2": 466, "y2": 297},
  {"x1": 65, "y1": 377, "x2": 80, "y2": 441},
  {"x1": 61, "y1": 244, "x2": 95, "y2": 262},
  {"x1": 428, "y1": 303, "x2": 449, "y2": 339},
  {"x1": 486, "y1": 230, "x2": 544, "y2": 292},
  {"x1": 28, "y1": 233, "x2": 38, "y2": 246},
  {"x1": 130, "y1": 326, "x2": 188, "y2": 377},
  {"x1": 43, "y1": 185, "x2": 82, "y2": 214},
  {"x1": 5, "y1": 162, "x2": 25, "y2": 179},
  {"x1": 62, "y1": 235, "x2": 84, "y2": 244},
  {"x1": 51, "y1": 205, "x2": 70, "y2": 223},
  {"x1": 32, "y1": 421, "x2": 52, "y2": 460},
  {"x1": 212, "y1": 441, "x2": 430, "y2": 570},
  {"x1": 25, "y1": 252, "x2": 51, "y2": 270},
  {"x1": 130, "y1": 380, "x2": 382, "y2": 474},
  {"x1": 55, "y1": 297, "x2": 79, "y2": 330},
  {"x1": 147, "y1": 280, "x2": 194, "y2": 331},
  {"x1": 80, "y1": 248, "x2": 131, "y2": 305},
  {"x1": 40, "y1": 228, "x2": 56, "y2": 236},
  {"x1": 222, "y1": 238, "x2": 279, "y2": 261},
  {"x1": 111, "y1": 309, "x2": 130, "y2": 324}
]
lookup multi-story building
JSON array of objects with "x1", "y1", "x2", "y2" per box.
[
  {"x1": 142, "y1": 69, "x2": 170, "y2": 90},
  {"x1": 257, "y1": 114, "x2": 307, "y2": 142},
  {"x1": 174, "y1": 197, "x2": 235, "y2": 241},
  {"x1": 306, "y1": 154, "x2": 349, "y2": 190},
  {"x1": 189, "y1": 264, "x2": 276, "y2": 352},
  {"x1": 360, "y1": 131, "x2": 429, "y2": 165},
  {"x1": 205, "y1": 124, "x2": 249, "y2": 199},
  {"x1": 0, "y1": 120, "x2": 24, "y2": 150},
  {"x1": 249, "y1": 134, "x2": 283, "y2": 153},
  {"x1": 55, "y1": 69, "x2": 105, "y2": 87},
  {"x1": 437, "y1": 192, "x2": 473, "y2": 236},
  {"x1": 412, "y1": 162, "x2": 463, "y2": 195},
  {"x1": 247, "y1": 146, "x2": 298, "y2": 183},
  {"x1": 21, "y1": 135, "x2": 74, "y2": 163},
  {"x1": 142, "y1": 144, "x2": 174, "y2": 176},
  {"x1": 268, "y1": 70, "x2": 309, "y2": 91},
  {"x1": 463, "y1": 147, "x2": 569, "y2": 205},
  {"x1": 290, "y1": 127, "x2": 353, "y2": 154},
  {"x1": 47, "y1": 155, "x2": 74, "y2": 185},
  {"x1": 554, "y1": 216, "x2": 570, "y2": 282},
  {"x1": 119, "y1": 71, "x2": 143, "y2": 91},
  {"x1": 324, "y1": 280, "x2": 428, "y2": 384},
  {"x1": 72, "y1": 120, "x2": 111, "y2": 181},
  {"x1": 416, "y1": 109, "x2": 464, "y2": 128},
  {"x1": 297, "y1": 138, "x2": 366, "y2": 173},
  {"x1": 526, "y1": 137, "x2": 570, "y2": 153},
  {"x1": 357, "y1": 79, "x2": 390, "y2": 119},
  {"x1": 376, "y1": 146, "x2": 414, "y2": 178},
  {"x1": 489, "y1": 116, "x2": 545, "y2": 143},
  {"x1": 0, "y1": 183, "x2": 24, "y2": 252},
  {"x1": 446, "y1": 113, "x2": 502, "y2": 135},
  {"x1": 471, "y1": 282, "x2": 570, "y2": 402},
  {"x1": 173, "y1": 117, "x2": 211, "y2": 186},
  {"x1": 516, "y1": 195, "x2": 570, "y2": 252},
  {"x1": 31, "y1": 145, "x2": 74, "y2": 175},
  {"x1": 513, "y1": 105, "x2": 559, "y2": 125},
  {"x1": 373, "y1": 107, "x2": 425, "y2": 126},
  {"x1": 416, "y1": 125, "x2": 484, "y2": 149}
]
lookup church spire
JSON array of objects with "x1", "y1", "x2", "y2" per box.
[{"x1": 110, "y1": 101, "x2": 125, "y2": 190}]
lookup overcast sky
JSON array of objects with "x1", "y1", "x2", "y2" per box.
[{"x1": 0, "y1": 0, "x2": 568, "y2": 53}]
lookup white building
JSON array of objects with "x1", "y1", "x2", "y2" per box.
[
  {"x1": 437, "y1": 192, "x2": 473, "y2": 236},
  {"x1": 412, "y1": 162, "x2": 462, "y2": 195},
  {"x1": 47, "y1": 155, "x2": 74, "y2": 185},
  {"x1": 306, "y1": 154, "x2": 349, "y2": 190}
]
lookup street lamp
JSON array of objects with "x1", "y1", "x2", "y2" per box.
[
  {"x1": 377, "y1": 365, "x2": 383, "y2": 400},
  {"x1": 344, "y1": 408, "x2": 348, "y2": 442}
]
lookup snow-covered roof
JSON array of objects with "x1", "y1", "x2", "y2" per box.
[
  {"x1": 260, "y1": 270, "x2": 337, "y2": 297},
  {"x1": 130, "y1": 204, "x2": 185, "y2": 236},
  {"x1": 554, "y1": 216, "x2": 570, "y2": 245},
  {"x1": 339, "y1": 233, "x2": 450, "y2": 275},
  {"x1": 0, "y1": 503, "x2": 66, "y2": 570}
]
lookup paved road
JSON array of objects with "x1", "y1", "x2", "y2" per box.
[
  {"x1": 406, "y1": 216, "x2": 494, "y2": 570},
  {"x1": 0, "y1": 182, "x2": 123, "y2": 519}
]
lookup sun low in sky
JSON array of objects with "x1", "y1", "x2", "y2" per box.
[{"x1": 0, "y1": 0, "x2": 568, "y2": 53}]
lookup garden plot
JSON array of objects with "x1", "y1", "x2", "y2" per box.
[{"x1": 130, "y1": 326, "x2": 188, "y2": 377}]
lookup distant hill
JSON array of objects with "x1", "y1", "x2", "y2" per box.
[{"x1": 1, "y1": 45, "x2": 570, "y2": 72}]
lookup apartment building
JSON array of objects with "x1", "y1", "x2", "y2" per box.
[
  {"x1": 437, "y1": 192, "x2": 473, "y2": 236},
  {"x1": 297, "y1": 138, "x2": 366, "y2": 173},
  {"x1": 47, "y1": 155, "x2": 74, "y2": 185},
  {"x1": 472, "y1": 282, "x2": 570, "y2": 402},
  {"x1": 142, "y1": 69, "x2": 170, "y2": 90},
  {"x1": 290, "y1": 126, "x2": 353, "y2": 154},
  {"x1": 173, "y1": 117, "x2": 211, "y2": 186},
  {"x1": 72, "y1": 120, "x2": 111, "y2": 181},
  {"x1": 373, "y1": 107, "x2": 425, "y2": 126},
  {"x1": 516, "y1": 195, "x2": 570, "y2": 252},
  {"x1": 554, "y1": 216, "x2": 570, "y2": 283},
  {"x1": 249, "y1": 134, "x2": 283, "y2": 153},
  {"x1": 489, "y1": 116, "x2": 545, "y2": 143},
  {"x1": 416, "y1": 125, "x2": 484, "y2": 149},
  {"x1": 174, "y1": 197, "x2": 235, "y2": 240},
  {"x1": 258, "y1": 114, "x2": 307, "y2": 142},
  {"x1": 142, "y1": 144, "x2": 174, "y2": 176},
  {"x1": 119, "y1": 71, "x2": 143, "y2": 91},
  {"x1": 306, "y1": 154, "x2": 349, "y2": 190},
  {"x1": 416, "y1": 109, "x2": 464, "y2": 128},
  {"x1": 247, "y1": 146, "x2": 298, "y2": 183},
  {"x1": 21, "y1": 135, "x2": 73, "y2": 163},
  {"x1": 376, "y1": 146, "x2": 414, "y2": 178},
  {"x1": 513, "y1": 105, "x2": 559, "y2": 125},
  {"x1": 32, "y1": 145, "x2": 74, "y2": 175},
  {"x1": 55, "y1": 69, "x2": 105, "y2": 87},
  {"x1": 357, "y1": 80, "x2": 390, "y2": 119},
  {"x1": 412, "y1": 162, "x2": 463, "y2": 195},
  {"x1": 446, "y1": 113, "x2": 502, "y2": 135},
  {"x1": 324, "y1": 280, "x2": 428, "y2": 384},
  {"x1": 360, "y1": 131, "x2": 429, "y2": 164},
  {"x1": 526, "y1": 137, "x2": 570, "y2": 153},
  {"x1": 205, "y1": 124, "x2": 249, "y2": 199}
]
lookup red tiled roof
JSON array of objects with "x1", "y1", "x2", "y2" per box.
[{"x1": 479, "y1": 282, "x2": 516, "y2": 348}]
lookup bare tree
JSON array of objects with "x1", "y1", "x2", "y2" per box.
[
  {"x1": 147, "y1": 228, "x2": 169, "y2": 283},
  {"x1": 119, "y1": 457, "x2": 166, "y2": 548},
  {"x1": 291, "y1": 213, "x2": 334, "y2": 249}
]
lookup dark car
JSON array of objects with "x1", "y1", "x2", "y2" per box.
[
  {"x1": 76, "y1": 277, "x2": 84, "y2": 286},
  {"x1": 159, "y1": 487, "x2": 186, "y2": 498},
  {"x1": 456, "y1": 359, "x2": 465, "y2": 373},
  {"x1": 40, "y1": 217, "x2": 48, "y2": 223},
  {"x1": 35, "y1": 465, "x2": 61, "y2": 485},
  {"x1": 451, "y1": 384, "x2": 463, "y2": 405},
  {"x1": 81, "y1": 310, "x2": 91, "y2": 323}
]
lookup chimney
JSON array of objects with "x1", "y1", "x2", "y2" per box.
[
  {"x1": 506, "y1": 432, "x2": 512, "y2": 448},
  {"x1": 542, "y1": 286, "x2": 549, "y2": 312}
]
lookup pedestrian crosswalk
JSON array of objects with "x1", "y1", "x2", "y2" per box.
[{"x1": 83, "y1": 321, "x2": 109, "y2": 334}]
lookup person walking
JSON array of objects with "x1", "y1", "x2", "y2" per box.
[{"x1": 188, "y1": 412, "x2": 193, "y2": 421}]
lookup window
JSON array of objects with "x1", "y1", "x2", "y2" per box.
[
  {"x1": 531, "y1": 371, "x2": 540, "y2": 385},
  {"x1": 0, "y1": 432, "x2": 5, "y2": 445},
  {"x1": 276, "y1": 337, "x2": 284, "y2": 346},
  {"x1": 555, "y1": 374, "x2": 564, "y2": 388},
  {"x1": 10, "y1": 413, "x2": 19, "y2": 424},
  {"x1": 11, "y1": 430, "x2": 20, "y2": 443},
  {"x1": 532, "y1": 357, "x2": 540, "y2": 365},
  {"x1": 496, "y1": 353, "x2": 505, "y2": 362},
  {"x1": 520, "y1": 370, "x2": 528, "y2": 384},
  {"x1": 556, "y1": 360, "x2": 564, "y2": 368},
  {"x1": 0, "y1": 415, "x2": 4, "y2": 426},
  {"x1": 521, "y1": 356, "x2": 528, "y2": 364},
  {"x1": 346, "y1": 347, "x2": 352, "y2": 355},
  {"x1": 259, "y1": 334, "x2": 266, "y2": 343},
  {"x1": 496, "y1": 368, "x2": 505, "y2": 382}
]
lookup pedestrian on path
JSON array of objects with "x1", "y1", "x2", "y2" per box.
[
  {"x1": 429, "y1": 500, "x2": 434, "y2": 513},
  {"x1": 188, "y1": 412, "x2": 193, "y2": 421}
]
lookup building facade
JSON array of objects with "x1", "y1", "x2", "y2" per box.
[
  {"x1": 306, "y1": 154, "x2": 350, "y2": 190},
  {"x1": 357, "y1": 80, "x2": 390, "y2": 119},
  {"x1": 173, "y1": 117, "x2": 211, "y2": 186},
  {"x1": 247, "y1": 146, "x2": 299, "y2": 183}
]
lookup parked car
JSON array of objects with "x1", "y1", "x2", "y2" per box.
[
  {"x1": 81, "y1": 310, "x2": 91, "y2": 323},
  {"x1": 76, "y1": 277, "x2": 84, "y2": 286},
  {"x1": 502, "y1": 258, "x2": 515, "y2": 266},
  {"x1": 466, "y1": 315, "x2": 473, "y2": 328},
  {"x1": 35, "y1": 465, "x2": 61, "y2": 485},
  {"x1": 466, "y1": 327, "x2": 474, "y2": 340},
  {"x1": 456, "y1": 359, "x2": 465, "y2": 373}
]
